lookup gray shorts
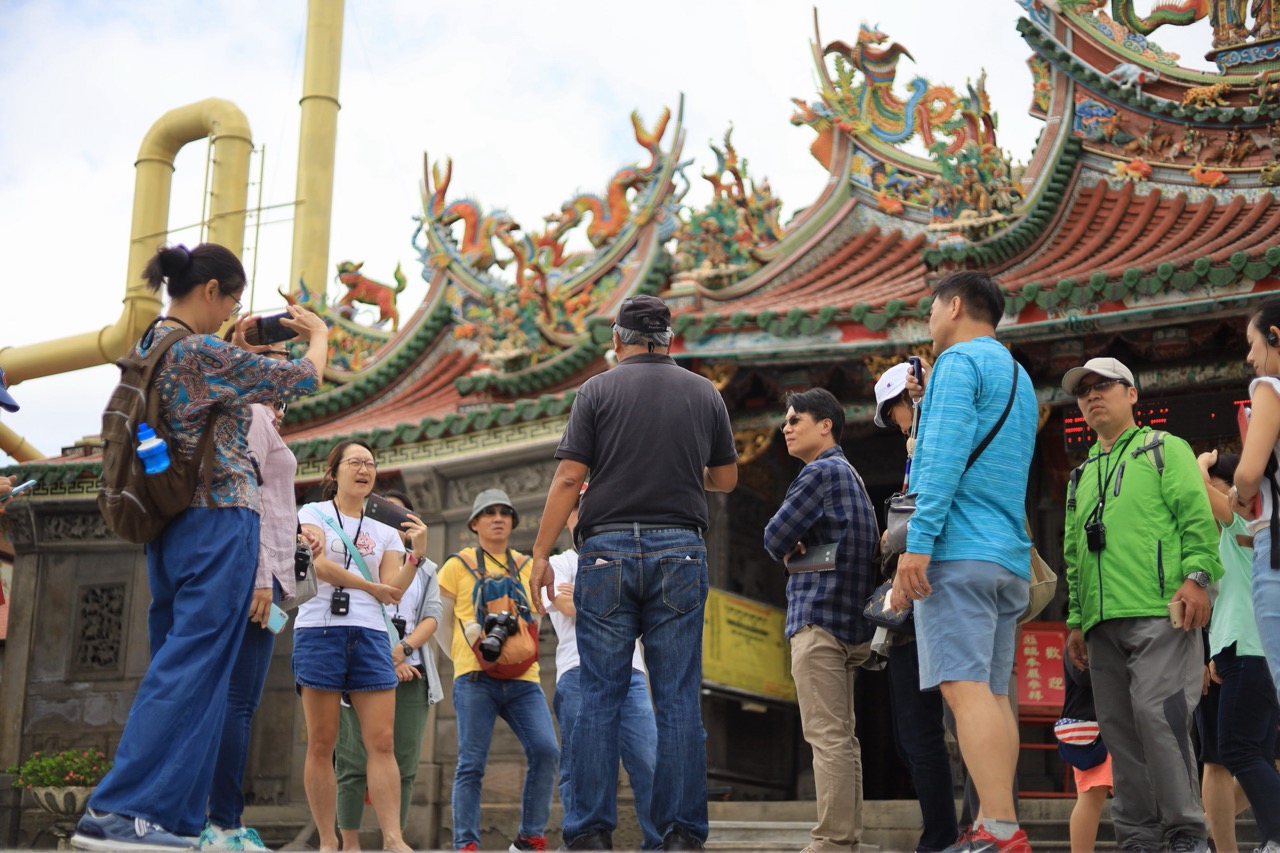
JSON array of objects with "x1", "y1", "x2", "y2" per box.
[{"x1": 914, "y1": 559, "x2": 1029, "y2": 694}]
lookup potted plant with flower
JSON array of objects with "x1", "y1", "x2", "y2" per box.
[{"x1": 7, "y1": 749, "x2": 111, "y2": 817}]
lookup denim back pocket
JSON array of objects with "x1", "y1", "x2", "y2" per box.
[
  {"x1": 577, "y1": 558, "x2": 623, "y2": 618},
  {"x1": 660, "y1": 551, "x2": 708, "y2": 614}
]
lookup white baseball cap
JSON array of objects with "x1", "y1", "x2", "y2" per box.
[
  {"x1": 1061, "y1": 357, "x2": 1136, "y2": 395},
  {"x1": 874, "y1": 362, "x2": 912, "y2": 428}
]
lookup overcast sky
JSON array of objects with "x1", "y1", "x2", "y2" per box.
[{"x1": 0, "y1": 1, "x2": 1212, "y2": 464}]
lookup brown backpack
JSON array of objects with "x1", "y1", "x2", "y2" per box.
[{"x1": 97, "y1": 322, "x2": 217, "y2": 544}]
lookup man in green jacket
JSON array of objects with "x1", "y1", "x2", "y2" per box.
[{"x1": 1062, "y1": 357, "x2": 1221, "y2": 853}]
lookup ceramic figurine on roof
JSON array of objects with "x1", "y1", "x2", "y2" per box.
[
  {"x1": 334, "y1": 261, "x2": 406, "y2": 331},
  {"x1": 819, "y1": 23, "x2": 992, "y2": 154},
  {"x1": 414, "y1": 104, "x2": 685, "y2": 381},
  {"x1": 792, "y1": 19, "x2": 1019, "y2": 241},
  {"x1": 271, "y1": 4, "x2": 1280, "y2": 462},
  {"x1": 672, "y1": 127, "x2": 783, "y2": 289}
]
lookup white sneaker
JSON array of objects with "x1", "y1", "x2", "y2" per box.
[{"x1": 198, "y1": 822, "x2": 269, "y2": 851}]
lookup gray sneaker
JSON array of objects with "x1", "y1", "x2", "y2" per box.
[
  {"x1": 1166, "y1": 834, "x2": 1209, "y2": 853},
  {"x1": 72, "y1": 809, "x2": 196, "y2": 851}
]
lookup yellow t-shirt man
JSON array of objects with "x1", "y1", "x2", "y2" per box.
[{"x1": 438, "y1": 546, "x2": 541, "y2": 684}]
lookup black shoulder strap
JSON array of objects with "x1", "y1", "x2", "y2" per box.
[
  {"x1": 1066, "y1": 455, "x2": 1102, "y2": 512},
  {"x1": 1266, "y1": 453, "x2": 1280, "y2": 571},
  {"x1": 1067, "y1": 466, "x2": 1083, "y2": 512},
  {"x1": 964, "y1": 357, "x2": 1019, "y2": 473},
  {"x1": 1130, "y1": 430, "x2": 1167, "y2": 475}
]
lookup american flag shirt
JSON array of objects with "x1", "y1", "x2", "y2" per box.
[{"x1": 764, "y1": 446, "x2": 881, "y2": 645}]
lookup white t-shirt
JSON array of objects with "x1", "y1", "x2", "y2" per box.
[
  {"x1": 391, "y1": 572, "x2": 425, "y2": 666},
  {"x1": 1248, "y1": 376, "x2": 1280, "y2": 536},
  {"x1": 296, "y1": 501, "x2": 405, "y2": 631},
  {"x1": 543, "y1": 549, "x2": 645, "y2": 682}
]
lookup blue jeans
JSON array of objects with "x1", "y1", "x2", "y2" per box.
[
  {"x1": 887, "y1": 641, "x2": 958, "y2": 852},
  {"x1": 451, "y1": 673, "x2": 559, "y2": 849},
  {"x1": 89, "y1": 507, "x2": 259, "y2": 837},
  {"x1": 1253, "y1": 528, "x2": 1280, "y2": 709},
  {"x1": 563, "y1": 528, "x2": 709, "y2": 845},
  {"x1": 208, "y1": 582, "x2": 279, "y2": 828},
  {"x1": 555, "y1": 667, "x2": 660, "y2": 849},
  {"x1": 1213, "y1": 644, "x2": 1280, "y2": 844}
]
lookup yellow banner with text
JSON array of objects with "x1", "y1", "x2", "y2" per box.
[{"x1": 702, "y1": 587, "x2": 796, "y2": 703}]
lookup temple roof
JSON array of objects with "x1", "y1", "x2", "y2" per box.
[{"x1": 8, "y1": 3, "x2": 1280, "y2": 492}]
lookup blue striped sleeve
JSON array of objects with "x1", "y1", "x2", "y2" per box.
[{"x1": 906, "y1": 351, "x2": 980, "y2": 555}]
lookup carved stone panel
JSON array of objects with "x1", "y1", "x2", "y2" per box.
[
  {"x1": 2, "y1": 506, "x2": 35, "y2": 547},
  {"x1": 70, "y1": 582, "x2": 128, "y2": 679},
  {"x1": 43, "y1": 512, "x2": 113, "y2": 543},
  {"x1": 447, "y1": 462, "x2": 557, "y2": 510}
]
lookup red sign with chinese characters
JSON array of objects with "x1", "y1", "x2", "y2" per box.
[{"x1": 1018, "y1": 622, "x2": 1068, "y2": 714}]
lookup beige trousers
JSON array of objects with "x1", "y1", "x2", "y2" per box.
[{"x1": 790, "y1": 624, "x2": 872, "y2": 853}]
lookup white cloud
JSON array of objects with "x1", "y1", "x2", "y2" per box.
[{"x1": 0, "y1": 0, "x2": 1216, "y2": 462}]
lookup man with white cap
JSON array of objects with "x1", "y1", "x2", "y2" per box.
[
  {"x1": 874, "y1": 362, "x2": 916, "y2": 435},
  {"x1": 1061, "y1": 356, "x2": 1220, "y2": 853},
  {"x1": 0, "y1": 366, "x2": 20, "y2": 499},
  {"x1": 873, "y1": 362, "x2": 961, "y2": 853}
]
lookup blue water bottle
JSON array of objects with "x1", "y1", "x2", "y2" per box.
[{"x1": 136, "y1": 423, "x2": 170, "y2": 475}]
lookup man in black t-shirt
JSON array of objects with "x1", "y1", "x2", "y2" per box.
[{"x1": 532, "y1": 295, "x2": 738, "y2": 852}]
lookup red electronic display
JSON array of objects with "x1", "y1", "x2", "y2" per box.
[{"x1": 1063, "y1": 388, "x2": 1247, "y2": 451}]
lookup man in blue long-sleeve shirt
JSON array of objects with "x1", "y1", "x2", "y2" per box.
[
  {"x1": 891, "y1": 272, "x2": 1037, "y2": 853},
  {"x1": 764, "y1": 387, "x2": 879, "y2": 853}
]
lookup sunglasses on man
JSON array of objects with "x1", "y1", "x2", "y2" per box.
[{"x1": 1073, "y1": 378, "x2": 1128, "y2": 398}]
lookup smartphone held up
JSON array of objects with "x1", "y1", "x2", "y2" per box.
[
  {"x1": 243, "y1": 312, "x2": 300, "y2": 347},
  {"x1": 0, "y1": 479, "x2": 37, "y2": 503}
]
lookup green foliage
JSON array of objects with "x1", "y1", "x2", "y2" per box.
[{"x1": 8, "y1": 749, "x2": 112, "y2": 789}]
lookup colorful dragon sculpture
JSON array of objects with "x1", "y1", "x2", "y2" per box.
[
  {"x1": 424, "y1": 157, "x2": 519, "y2": 272},
  {"x1": 1060, "y1": 0, "x2": 1210, "y2": 35},
  {"x1": 673, "y1": 128, "x2": 783, "y2": 288},
  {"x1": 424, "y1": 107, "x2": 677, "y2": 367},
  {"x1": 810, "y1": 23, "x2": 996, "y2": 155}
]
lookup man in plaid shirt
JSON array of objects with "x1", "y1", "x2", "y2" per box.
[{"x1": 764, "y1": 387, "x2": 879, "y2": 853}]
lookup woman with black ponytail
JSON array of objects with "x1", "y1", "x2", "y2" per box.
[
  {"x1": 1225, "y1": 296, "x2": 1280, "y2": 852},
  {"x1": 74, "y1": 244, "x2": 329, "y2": 852}
]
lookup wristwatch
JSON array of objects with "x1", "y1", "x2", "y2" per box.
[
  {"x1": 400, "y1": 640, "x2": 414, "y2": 658},
  {"x1": 1184, "y1": 571, "x2": 1211, "y2": 589}
]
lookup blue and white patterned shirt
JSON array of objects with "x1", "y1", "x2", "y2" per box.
[
  {"x1": 145, "y1": 325, "x2": 319, "y2": 512},
  {"x1": 764, "y1": 446, "x2": 880, "y2": 645}
]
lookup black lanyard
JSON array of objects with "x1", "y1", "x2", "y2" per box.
[
  {"x1": 477, "y1": 547, "x2": 518, "y2": 581},
  {"x1": 1090, "y1": 430, "x2": 1139, "y2": 522},
  {"x1": 332, "y1": 499, "x2": 366, "y2": 580}
]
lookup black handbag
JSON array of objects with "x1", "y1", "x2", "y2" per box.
[{"x1": 863, "y1": 578, "x2": 915, "y2": 633}]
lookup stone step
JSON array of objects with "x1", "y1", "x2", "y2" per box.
[{"x1": 707, "y1": 819, "x2": 814, "y2": 843}]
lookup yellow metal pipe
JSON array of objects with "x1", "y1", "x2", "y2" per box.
[
  {"x1": 289, "y1": 0, "x2": 345, "y2": 295},
  {"x1": 0, "y1": 98, "x2": 253, "y2": 384},
  {"x1": 0, "y1": 421, "x2": 46, "y2": 464}
]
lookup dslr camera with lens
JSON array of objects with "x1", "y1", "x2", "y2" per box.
[{"x1": 479, "y1": 611, "x2": 520, "y2": 662}]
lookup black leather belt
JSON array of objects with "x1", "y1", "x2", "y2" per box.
[{"x1": 579, "y1": 523, "x2": 702, "y2": 541}]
